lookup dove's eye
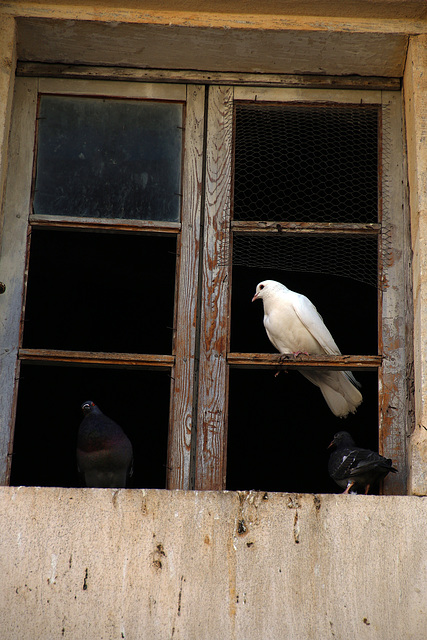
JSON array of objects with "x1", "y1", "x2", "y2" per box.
[{"x1": 259, "y1": 284, "x2": 264, "y2": 290}]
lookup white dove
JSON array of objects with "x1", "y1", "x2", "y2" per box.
[{"x1": 252, "y1": 279, "x2": 362, "y2": 418}]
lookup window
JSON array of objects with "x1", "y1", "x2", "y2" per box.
[
  {"x1": 0, "y1": 79, "x2": 410, "y2": 493},
  {"x1": 1, "y1": 79, "x2": 204, "y2": 490}
]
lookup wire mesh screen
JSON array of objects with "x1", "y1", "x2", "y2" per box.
[
  {"x1": 232, "y1": 101, "x2": 387, "y2": 288},
  {"x1": 233, "y1": 103, "x2": 379, "y2": 223},
  {"x1": 233, "y1": 234, "x2": 378, "y2": 287}
]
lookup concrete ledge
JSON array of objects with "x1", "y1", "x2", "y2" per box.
[{"x1": 0, "y1": 487, "x2": 426, "y2": 639}]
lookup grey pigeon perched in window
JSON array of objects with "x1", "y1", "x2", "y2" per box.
[
  {"x1": 328, "y1": 430, "x2": 397, "y2": 494},
  {"x1": 77, "y1": 400, "x2": 133, "y2": 488},
  {"x1": 252, "y1": 279, "x2": 362, "y2": 417}
]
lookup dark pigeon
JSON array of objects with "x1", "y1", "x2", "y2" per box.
[
  {"x1": 77, "y1": 401, "x2": 133, "y2": 488},
  {"x1": 328, "y1": 431, "x2": 397, "y2": 494}
]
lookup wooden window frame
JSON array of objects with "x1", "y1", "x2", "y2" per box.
[
  {"x1": 0, "y1": 74, "x2": 411, "y2": 494},
  {"x1": 0, "y1": 77, "x2": 206, "y2": 489},
  {"x1": 194, "y1": 86, "x2": 410, "y2": 493}
]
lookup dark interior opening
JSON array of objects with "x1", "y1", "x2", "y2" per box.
[
  {"x1": 230, "y1": 266, "x2": 378, "y2": 356},
  {"x1": 11, "y1": 364, "x2": 171, "y2": 488},
  {"x1": 227, "y1": 265, "x2": 379, "y2": 493},
  {"x1": 12, "y1": 227, "x2": 176, "y2": 488},
  {"x1": 227, "y1": 369, "x2": 378, "y2": 494},
  {"x1": 23, "y1": 229, "x2": 177, "y2": 354}
]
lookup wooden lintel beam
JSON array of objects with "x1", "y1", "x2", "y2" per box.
[{"x1": 16, "y1": 63, "x2": 402, "y2": 92}]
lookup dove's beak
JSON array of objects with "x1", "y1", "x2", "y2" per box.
[{"x1": 251, "y1": 292, "x2": 259, "y2": 302}]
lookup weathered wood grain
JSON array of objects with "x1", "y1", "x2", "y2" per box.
[
  {"x1": 404, "y1": 35, "x2": 427, "y2": 496},
  {"x1": 30, "y1": 215, "x2": 180, "y2": 235},
  {"x1": 379, "y1": 91, "x2": 410, "y2": 494},
  {"x1": 38, "y1": 76, "x2": 186, "y2": 100},
  {"x1": 6, "y1": 2, "x2": 427, "y2": 32},
  {"x1": 18, "y1": 349, "x2": 174, "y2": 370},
  {"x1": 167, "y1": 85, "x2": 205, "y2": 490},
  {"x1": 232, "y1": 221, "x2": 381, "y2": 235},
  {"x1": 234, "y1": 86, "x2": 384, "y2": 103},
  {"x1": 0, "y1": 78, "x2": 38, "y2": 485},
  {"x1": 195, "y1": 86, "x2": 233, "y2": 490},
  {"x1": 0, "y1": 17, "x2": 16, "y2": 244},
  {"x1": 228, "y1": 353, "x2": 381, "y2": 370},
  {"x1": 15, "y1": 19, "x2": 408, "y2": 78},
  {"x1": 17, "y1": 62, "x2": 402, "y2": 92}
]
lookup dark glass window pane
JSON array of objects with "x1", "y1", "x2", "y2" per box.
[
  {"x1": 233, "y1": 103, "x2": 379, "y2": 223},
  {"x1": 23, "y1": 229, "x2": 176, "y2": 353},
  {"x1": 34, "y1": 96, "x2": 183, "y2": 221}
]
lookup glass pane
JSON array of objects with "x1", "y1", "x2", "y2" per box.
[
  {"x1": 233, "y1": 103, "x2": 379, "y2": 223},
  {"x1": 22, "y1": 229, "x2": 176, "y2": 353},
  {"x1": 34, "y1": 95, "x2": 183, "y2": 221}
]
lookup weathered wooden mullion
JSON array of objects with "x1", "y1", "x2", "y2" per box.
[
  {"x1": 18, "y1": 348, "x2": 174, "y2": 370},
  {"x1": 167, "y1": 85, "x2": 206, "y2": 490},
  {"x1": 379, "y1": 92, "x2": 410, "y2": 494},
  {"x1": 231, "y1": 221, "x2": 381, "y2": 235},
  {"x1": 30, "y1": 215, "x2": 181, "y2": 235},
  {"x1": 0, "y1": 79, "x2": 39, "y2": 485},
  {"x1": 16, "y1": 62, "x2": 401, "y2": 92},
  {"x1": 195, "y1": 86, "x2": 233, "y2": 491},
  {"x1": 228, "y1": 353, "x2": 381, "y2": 370}
]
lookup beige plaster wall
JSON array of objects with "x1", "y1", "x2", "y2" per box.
[{"x1": 0, "y1": 488, "x2": 426, "y2": 640}]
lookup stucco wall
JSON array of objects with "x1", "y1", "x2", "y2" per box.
[{"x1": 0, "y1": 487, "x2": 426, "y2": 640}]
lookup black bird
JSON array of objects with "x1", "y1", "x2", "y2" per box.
[
  {"x1": 328, "y1": 431, "x2": 397, "y2": 494},
  {"x1": 77, "y1": 401, "x2": 133, "y2": 488}
]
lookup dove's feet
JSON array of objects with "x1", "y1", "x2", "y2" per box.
[
  {"x1": 278, "y1": 351, "x2": 309, "y2": 362},
  {"x1": 343, "y1": 482, "x2": 356, "y2": 494}
]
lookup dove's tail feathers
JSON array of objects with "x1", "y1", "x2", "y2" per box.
[{"x1": 300, "y1": 370, "x2": 363, "y2": 418}]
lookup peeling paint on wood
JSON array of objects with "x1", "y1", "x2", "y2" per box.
[
  {"x1": 379, "y1": 92, "x2": 410, "y2": 494},
  {"x1": 404, "y1": 35, "x2": 427, "y2": 495},
  {"x1": 0, "y1": 16, "x2": 17, "y2": 245},
  {"x1": 167, "y1": 85, "x2": 205, "y2": 490},
  {"x1": 16, "y1": 62, "x2": 402, "y2": 92},
  {"x1": 0, "y1": 78, "x2": 38, "y2": 484},
  {"x1": 232, "y1": 221, "x2": 381, "y2": 235},
  {"x1": 228, "y1": 353, "x2": 382, "y2": 370},
  {"x1": 195, "y1": 86, "x2": 233, "y2": 490},
  {"x1": 18, "y1": 349, "x2": 174, "y2": 370}
]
